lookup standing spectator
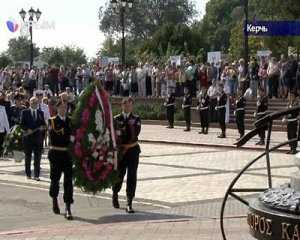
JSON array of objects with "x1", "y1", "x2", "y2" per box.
[
  {"x1": 285, "y1": 55, "x2": 298, "y2": 93},
  {"x1": 81, "y1": 65, "x2": 91, "y2": 89},
  {"x1": 43, "y1": 84, "x2": 53, "y2": 98},
  {"x1": 144, "y1": 63, "x2": 152, "y2": 97},
  {"x1": 136, "y1": 63, "x2": 146, "y2": 97},
  {"x1": 129, "y1": 66, "x2": 138, "y2": 97},
  {"x1": 228, "y1": 63, "x2": 238, "y2": 97},
  {"x1": 121, "y1": 68, "x2": 130, "y2": 97},
  {"x1": 258, "y1": 58, "x2": 268, "y2": 92},
  {"x1": 160, "y1": 67, "x2": 167, "y2": 97},
  {"x1": 198, "y1": 64, "x2": 208, "y2": 91},
  {"x1": 249, "y1": 57, "x2": 259, "y2": 98},
  {"x1": 238, "y1": 58, "x2": 248, "y2": 93},
  {"x1": 278, "y1": 54, "x2": 288, "y2": 98},
  {"x1": 267, "y1": 57, "x2": 280, "y2": 99},
  {"x1": 166, "y1": 63, "x2": 176, "y2": 95},
  {"x1": 28, "y1": 68, "x2": 37, "y2": 95},
  {"x1": 113, "y1": 65, "x2": 122, "y2": 96},
  {"x1": 105, "y1": 64, "x2": 114, "y2": 94},
  {"x1": 151, "y1": 63, "x2": 159, "y2": 97},
  {"x1": 58, "y1": 66, "x2": 65, "y2": 92},
  {"x1": 0, "y1": 99, "x2": 10, "y2": 156},
  {"x1": 49, "y1": 65, "x2": 59, "y2": 95},
  {"x1": 207, "y1": 80, "x2": 218, "y2": 122},
  {"x1": 75, "y1": 67, "x2": 82, "y2": 94}
]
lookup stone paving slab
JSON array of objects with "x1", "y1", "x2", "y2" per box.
[
  {"x1": 0, "y1": 218, "x2": 254, "y2": 240},
  {"x1": 140, "y1": 125, "x2": 290, "y2": 151}
]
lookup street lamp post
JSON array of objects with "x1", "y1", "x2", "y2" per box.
[
  {"x1": 110, "y1": 0, "x2": 133, "y2": 70},
  {"x1": 19, "y1": 7, "x2": 42, "y2": 69}
]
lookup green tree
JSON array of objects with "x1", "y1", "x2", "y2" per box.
[
  {"x1": 99, "y1": 0, "x2": 196, "y2": 40},
  {"x1": 0, "y1": 53, "x2": 13, "y2": 68},
  {"x1": 40, "y1": 46, "x2": 87, "y2": 66},
  {"x1": 7, "y1": 37, "x2": 39, "y2": 62}
]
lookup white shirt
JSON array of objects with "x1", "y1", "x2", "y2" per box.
[
  {"x1": 0, "y1": 106, "x2": 10, "y2": 133},
  {"x1": 38, "y1": 103, "x2": 50, "y2": 122}
]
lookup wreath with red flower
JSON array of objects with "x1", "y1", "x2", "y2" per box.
[{"x1": 71, "y1": 81, "x2": 118, "y2": 193}]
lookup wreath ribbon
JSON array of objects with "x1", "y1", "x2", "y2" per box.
[{"x1": 95, "y1": 87, "x2": 118, "y2": 170}]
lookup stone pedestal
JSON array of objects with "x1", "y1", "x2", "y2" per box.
[{"x1": 291, "y1": 153, "x2": 300, "y2": 191}]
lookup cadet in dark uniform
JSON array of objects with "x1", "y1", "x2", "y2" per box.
[
  {"x1": 48, "y1": 100, "x2": 73, "y2": 220},
  {"x1": 113, "y1": 97, "x2": 141, "y2": 213},
  {"x1": 10, "y1": 94, "x2": 26, "y2": 126},
  {"x1": 283, "y1": 91, "x2": 298, "y2": 154},
  {"x1": 215, "y1": 84, "x2": 227, "y2": 138},
  {"x1": 164, "y1": 92, "x2": 176, "y2": 128},
  {"x1": 235, "y1": 89, "x2": 246, "y2": 139},
  {"x1": 255, "y1": 88, "x2": 268, "y2": 145},
  {"x1": 197, "y1": 87, "x2": 209, "y2": 134},
  {"x1": 182, "y1": 87, "x2": 192, "y2": 132}
]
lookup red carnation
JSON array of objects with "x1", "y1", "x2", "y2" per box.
[
  {"x1": 75, "y1": 128, "x2": 85, "y2": 141},
  {"x1": 74, "y1": 143, "x2": 83, "y2": 158}
]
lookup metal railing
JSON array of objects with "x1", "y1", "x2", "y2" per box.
[{"x1": 220, "y1": 106, "x2": 300, "y2": 240}]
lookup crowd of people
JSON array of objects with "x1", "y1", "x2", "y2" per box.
[
  {"x1": 0, "y1": 54, "x2": 299, "y2": 156},
  {"x1": 1, "y1": 54, "x2": 300, "y2": 100}
]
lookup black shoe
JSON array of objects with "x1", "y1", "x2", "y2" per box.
[
  {"x1": 126, "y1": 205, "x2": 135, "y2": 214},
  {"x1": 184, "y1": 129, "x2": 190, "y2": 132},
  {"x1": 292, "y1": 150, "x2": 298, "y2": 154},
  {"x1": 198, "y1": 131, "x2": 204, "y2": 134},
  {"x1": 65, "y1": 204, "x2": 73, "y2": 220},
  {"x1": 34, "y1": 177, "x2": 40, "y2": 181},
  {"x1": 255, "y1": 140, "x2": 265, "y2": 146},
  {"x1": 112, "y1": 194, "x2": 120, "y2": 209},
  {"x1": 52, "y1": 198, "x2": 60, "y2": 215}
]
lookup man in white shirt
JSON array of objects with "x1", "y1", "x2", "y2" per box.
[
  {"x1": 36, "y1": 90, "x2": 50, "y2": 147},
  {"x1": 136, "y1": 63, "x2": 146, "y2": 97},
  {"x1": 0, "y1": 104, "x2": 10, "y2": 156},
  {"x1": 44, "y1": 84, "x2": 53, "y2": 98}
]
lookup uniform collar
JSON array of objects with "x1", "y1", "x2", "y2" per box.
[
  {"x1": 58, "y1": 114, "x2": 66, "y2": 121},
  {"x1": 122, "y1": 112, "x2": 131, "y2": 119}
]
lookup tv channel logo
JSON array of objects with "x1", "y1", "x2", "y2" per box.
[{"x1": 6, "y1": 19, "x2": 19, "y2": 33}]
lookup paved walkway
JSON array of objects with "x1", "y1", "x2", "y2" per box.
[
  {"x1": 0, "y1": 125, "x2": 296, "y2": 240},
  {"x1": 139, "y1": 124, "x2": 290, "y2": 151}
]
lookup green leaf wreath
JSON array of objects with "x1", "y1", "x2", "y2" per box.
[{"x1": 71, "y1": 82, "x2": 118, "y2": 194}]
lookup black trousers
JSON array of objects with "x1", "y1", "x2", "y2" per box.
[
  {"x1": 184, "y1": 108, "x2": 191, "y2": 130},
  {"x1": 218, "y1": 109, "x2": 226, "y2": 133},
  {"x1": 287, "y1": 121, "x2": 298, "y2": 151},
  {"x1": 166, "y1": 106, "x2": 175, "y2": 127},
  {"x1": 0, "y1": 132, "x2": 6, "y2": 155},
  {"x1": 24, "y1": 135, "x2": 42, "y2": 178},
  {"x1": 268, "y1": 76, "x2": 279, "y2": 98},
  {"x1": 209, "y1": 99, "x2": 218, "y2": 122},
  {"x1": 199, "y1": 110, "x2": 209, "y2": 129},
  {"x1": 236, "y1": 111, "x2": 245, "y2": 137},
  {"x1": 113, "y1": 145, "x2": 140, "y2": 200},
  {"x1": 257, "y1": 115, "x2": 266, "y2": 141},
  {"x1": 48, "y1": 150, "x2": 73, "y2": 204}
]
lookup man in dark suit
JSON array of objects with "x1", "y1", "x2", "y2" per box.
[{"x1": 20, "y1": 97, "x2": 46, "y2": 181}]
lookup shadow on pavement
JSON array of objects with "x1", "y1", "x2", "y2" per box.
[{"x1": 73, "y1": 210, "x2": 192, "y2": 225}]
